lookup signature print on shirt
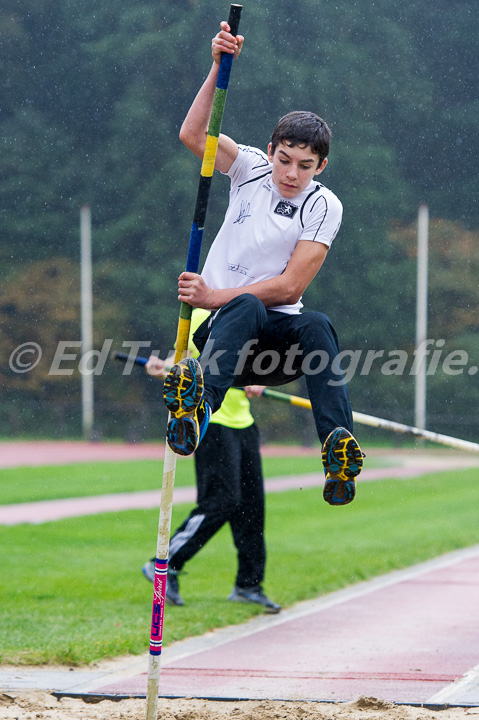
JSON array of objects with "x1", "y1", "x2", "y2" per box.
[
  {"x1": 233, "y1": 200, "x2": 252, "y2": 224},
  {"x1": 227, "y1": 262, "x2": 254, "y2": 278}
]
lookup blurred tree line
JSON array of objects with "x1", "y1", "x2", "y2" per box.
[{"x1": 0, "y1": 0, "x2": 477, "y2": 441}]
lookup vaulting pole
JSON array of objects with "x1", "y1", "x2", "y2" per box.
[
  {"x1": 145, "y1": 7, "x2": 243, "y2": 719},
  {"x1": 114, "y1": 352, "x2": 479, "y2": 455},
  {"x1": 261, "y1": 388, "x2": 479, "y2": 454}
]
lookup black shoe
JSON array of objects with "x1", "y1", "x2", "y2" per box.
[
  {"x1": 141, "y1": 559, "x2": 155, "y2": 583},
  {"x1": 322, "y1": 427, "x2": 364, "y2": 506},
  {"x1": 141, "y1": 560, "x2": 184, "y2": 607},
  {"x1": 228, "y1": 585, "x2": 281, "y2": 614},
  {"x1": 165, "y1": 569, "x2": 184, "y2": 606}
]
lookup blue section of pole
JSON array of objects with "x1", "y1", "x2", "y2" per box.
[
  {"x1": 217, "y1": 53, "x2": 234, "y2": 89},
  {"x1": 186, "y1": 224, "x2": 205, "y2": 274}
]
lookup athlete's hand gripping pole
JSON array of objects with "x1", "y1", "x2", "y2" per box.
[{"x1": 145, "y1": 7, "x2": 243, "y2": 720}]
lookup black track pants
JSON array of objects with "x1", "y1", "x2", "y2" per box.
[
  {"x1": 168, "y1": 421, "x2": 266, "y2": 589},
  {"x1": 195, "y1": 294, "x2": 353, "y2": 444}
]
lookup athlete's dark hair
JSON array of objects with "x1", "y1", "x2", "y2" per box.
[{"x1": 270, "y1": 111, "x2": 331, "y2": 167}]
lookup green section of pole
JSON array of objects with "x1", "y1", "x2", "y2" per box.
[{"x1": 209, "y1": 89, "x2": 227, "y2": 135}]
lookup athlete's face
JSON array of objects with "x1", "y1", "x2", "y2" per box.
[{"x1": 267, "y1": 141, "x2": 327, "y2": 198}]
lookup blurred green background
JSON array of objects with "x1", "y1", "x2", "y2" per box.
[{"x1": 1, "y1": 0, "x2": 477, "y2": 442}]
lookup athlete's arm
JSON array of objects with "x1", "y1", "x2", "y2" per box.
[
  {"x1": 177, "y1": 240, "x2": 329, "y2": 310},
  {"x1": 179, "y1": 21, "x2": 243, "y2": 173}
]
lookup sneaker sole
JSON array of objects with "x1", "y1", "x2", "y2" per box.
[
  {"x1": 163, "y1": 357, "x2": 204, "y2": 418},
  {"x1": 323, "y1": 476, "x2": 357, "y2": 506},
  {"x1": 322, "y1": 428, "x2": 363, "y2": 506},
  {"x1": 166, "y1": 414, "x2": 200, "y2": 457},
  {"x1": 322, "y1": 428, "x2": 363, "y2": 481}
]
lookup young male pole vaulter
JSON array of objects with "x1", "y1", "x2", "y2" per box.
[{"x1": 163, "y1": 20, "x2": 364, "y2": 506}]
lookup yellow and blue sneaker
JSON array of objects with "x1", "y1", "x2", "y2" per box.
[
  {"x1": 322, "y1": 427, "x2": 363, "y2": 506},
  {"x1": 163, "y1": 357, "x2": 211, "y2": 456}
]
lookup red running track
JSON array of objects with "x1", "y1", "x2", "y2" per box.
[
  {"x1": 2, "y1": 441, "x2": 479, "y2": 528},
  {"x1": 2, "y1": 442, "x2": 479, "y2": 704},
  {"x1": 0, "y1": 440, "x2": 325, "y2": 469},
  {"x1": 1, "y1": 462, "x2": 475, "y2": 526},
  {"x1": 92, "y1": 547, "x2": 479, "y2": 705}
]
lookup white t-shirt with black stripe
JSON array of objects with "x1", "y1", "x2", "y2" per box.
[{"x1": 201, "y1": 144, "x2": 343, "y2": 314}]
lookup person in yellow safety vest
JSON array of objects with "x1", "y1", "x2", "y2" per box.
[{"x1": 141, "y1": 308, "x2": 280, "y2": 613}]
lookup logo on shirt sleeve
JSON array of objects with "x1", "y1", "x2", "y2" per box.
[{"x1": 274, "y1": 200, "x2": 298, "y2": 218}]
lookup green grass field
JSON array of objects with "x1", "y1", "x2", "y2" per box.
[
  {"x1": 1, "y1": 457, "x2": 479, "y2": 666},
  {"x1": 0, "y1": 455, "x2": 322, "y2": 505},
  {"x1": 0, "y1": 453, "x2": 388, "y2": 505}
]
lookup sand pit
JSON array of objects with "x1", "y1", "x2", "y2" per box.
[{"x1": 1, "y1": 691, "x2": 478, "y2": 720}]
